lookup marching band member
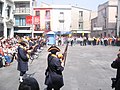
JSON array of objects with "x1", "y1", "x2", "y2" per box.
[
  {"x1": 17, "y1": 40, "x2": 30, "y2": 82},
  {"x1": 45, "y1": 45, "x2": 64, "y2": 90}
]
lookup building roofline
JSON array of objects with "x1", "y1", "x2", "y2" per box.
[
  {"x1": 98, "y1": 1, "x2": 108, "y2": 7},
  {"x1": 72, "y1": 6, "x2": 92, "y2": 11}
]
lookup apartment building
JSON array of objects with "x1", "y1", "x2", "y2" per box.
[
  {"x1": 71, "y1": 6, "x2": 92, "y2": 37},
  {"x1": 34, "y1": 2, "x2": 93, "y2": 38},
  {"x1": 91, "y1": 0, "x2": 118, "y2": 37},
  {"x1": 13, "y1": 0, "x2": 36, "y2": 37},
  {"x1": 33, "y1": 3, "x2": 71, "y2": 36},
  {"x1": 0, "y1": 0, "x2": 14, "y2": 38}
]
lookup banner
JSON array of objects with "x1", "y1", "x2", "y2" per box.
[
  {"x1": 26, "y1": 16, "x2": 32, "y2": 24},
  {"x1": 34, "y1": 16, "x2": 40, "y2": 25}
]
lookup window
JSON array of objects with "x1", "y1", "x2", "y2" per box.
[
  {"x1": 36, "y1": 11, "x2": 40, "y2": 16},
  {"x1": 20, "y1": 18, "x2": 26, "y2": 26},
  {"x1": 79, "y1": 11, "x2": 83, "y2": 17},
  {"x1": 79, "y1": 11, "x2": 83, "y2": 22},
  {"x1": 79, "y1": 22, "x2": 83, "y2": 29},
  {"x1": 0, "y1": 2, "x2": 3, "y2": 16},
  {"x1": 45, "y1": 21, "x2": 50, "y2": 30},
  {"x1": 15, "y1": 17, "x2": 19, "y2": 26},
  {"x1": 59, "y1": 12, "x2": 64, "y2": 20},
  {"x1": 7, "y1": 5, "x2": 11, "y2": 18},
  {"x1": 35, "y1": 24, "x2": 40, "y2": 31},
  {"x1": 59, "y1": 22, "x2": 64, "y2": 31},
  {"x1": 15, "y1": 16, "x2": 26, "y2": 26},
  {"x1": 45, "y1": 10, "x2": 50, "y2": 19}
]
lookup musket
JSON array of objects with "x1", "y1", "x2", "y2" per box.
[{"x1": 62, "y1": 42, "x2": 69, "y2": 66}]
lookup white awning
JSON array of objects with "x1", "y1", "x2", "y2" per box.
[
  {"x1": 77, "y1": 31, "x2": 91, "y2": 33},
  {"x1": 33, "y1": 31, "x2": 44, "y2": 33},
  {"x1": 14, "y1": 30, "x2": 32, "y2": 33},
  {"x1": 47, "y1": 31, "x2": 55, "y2": 34}
]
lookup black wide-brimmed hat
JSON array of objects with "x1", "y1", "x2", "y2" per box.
[
  {"x1": 48, "y1": 45, "x2": 60, "y2": 52},
  {"x1": 18, "y1": 39, "x2": 28, "y2": 46}
]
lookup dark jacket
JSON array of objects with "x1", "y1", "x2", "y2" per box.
[
  {"x1": 17, "y1": 46, "x2": 29, "y2": 72},
  {"x1": 45, "y1": 54, "x2": 64, "y2": 89},
  {"x1": 111, "y1": 58, "x2": 120, "y2": 81}
]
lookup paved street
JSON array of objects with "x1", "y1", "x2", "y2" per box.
[{"x1": 0, "y1": 45, "x2": 119, "y2": 90}]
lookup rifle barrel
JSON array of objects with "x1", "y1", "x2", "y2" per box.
[{"x1": 63, "y1": 43, "x2": 68, "y2": 66}]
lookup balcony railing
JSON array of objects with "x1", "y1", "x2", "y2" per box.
[
  {"x1": 14, "y1": 8, "x2": 30, "y2": 14},
  {"x1": 79, "y1": 18, "x2": 83, "y2": 22},
  {"x1": 59, "y1": 17, "x2": 64, "y2": 23}
]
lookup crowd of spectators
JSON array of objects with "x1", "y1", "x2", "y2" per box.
[
  {"x1": 55, "y1": 35, "x2": 120, "y2": 47},
  {"x1": 0, "y1": 35, "x2": 119, "y2": 68},
  {"x1": 0, "y1": 35, "x2": 46, "y2": 68}
]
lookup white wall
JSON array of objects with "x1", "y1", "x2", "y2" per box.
[
  {"x1": 51, "y1": 5, "x2": 71, "y2": 32},
  {"x1": 71, "y1": 6, "x2": 91, "y2": 31}
]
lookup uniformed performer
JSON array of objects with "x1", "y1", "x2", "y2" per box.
[
  {"x1": 45, "y1": 45, "x2": 64, "y2": 90},
  {"x1": 111, "y1": 53, "x2": 120, "y2": 90},
  {"x1": 17, "y1": 40, "x2": 30, "y2": 82}
]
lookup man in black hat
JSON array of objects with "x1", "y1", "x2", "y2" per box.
[
  {"x1": 17, "y1": 40, "x2": 30, "y2": 82},
  {"x1": 45, "y1": 45, "x2": 64, "y2": 90},
  {"x1": 111, "y1": 53, "x2": 120, "y2": 90}
]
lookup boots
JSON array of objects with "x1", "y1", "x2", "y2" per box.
[{"x1": 19, "y1": 76, "x2": 23, "y2": 82}]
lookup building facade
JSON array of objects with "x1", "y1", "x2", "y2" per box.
[
  {"x1": 33, "y1": 3, "x2": 71, "y2": 36},
  {"x1": 71, "y1": 6, "x2": 92, "y2": 37},
  {"x1": 0, "y1": 0, "x2": 14, "y2": 38},
  {"x1": 13, "y1": 0, "x2": 36, "y2": 37},
  {"x1": 91, "y1": 0, "x2": 118, "y2": 38}
]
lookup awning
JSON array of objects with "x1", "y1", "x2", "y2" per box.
[
  {"x1": 47, "y1": 31, "x2": 55, "y2": 34},
  {"x1": 14, "y1": 30, "x2": 32, "y2": 33},
  {"x1": 77, "y1": 31, "x2": 91, "y2": 33},
  {"x1": 33, "y1": 31, "x2": 44, "y2": 33},
  {"x1": 55, "y1": 31, "x2": 71, "y2": 35}
]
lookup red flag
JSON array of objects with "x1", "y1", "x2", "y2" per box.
[
  {"x1": 34, "y1": 16, "x2": 40, "y2": 25},
  {"x1": 26, "y1": 16, "x2": 32, "y2": 24}
]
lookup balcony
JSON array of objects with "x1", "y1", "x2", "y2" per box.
[
  {"x1": 79, "y1": 18, "x2": 83, "y2": 22},
  {"x1": 14, "y1": 8, "x2": 30, "y2": 15}
]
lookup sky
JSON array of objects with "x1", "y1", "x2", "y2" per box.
[{"x1": 37, "y1": 0, "x2": 108, "y2": 11}]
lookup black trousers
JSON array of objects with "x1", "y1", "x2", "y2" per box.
[
  {"x1": 20, "y1": 71, "x2": 26, "y2": 76},
  {"x1": 47, "y1": 86, "x2": 60, "y2": 90}
]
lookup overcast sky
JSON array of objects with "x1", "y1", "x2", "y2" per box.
[{"x1": 37, "y1": 0, "x2": 108, "y2": 11}]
